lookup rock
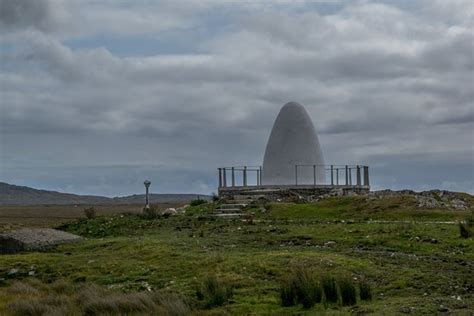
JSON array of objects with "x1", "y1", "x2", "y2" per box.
[
  {"x1": 324, "y1": 241, "x2": 336, "y2": 247},
  {"x1": 416, "y1": 195, "x2": 440, "y2": 208},
  {"x1": 438, "y1": 305, "x2": 449, "y2": 313},
  {"x1": 8, "y1": 268, "x2": 18, "y2": 276},
  {"x1": 451, "y1": 199, "x2": 467, "y2": 210},
  {"x1": 399, "y1": 306, "x2": 413, "y2": 314},
  {"x1": 175, "y1": 207, "x2": 186, "y2": 213},
  {"x1": 162, "y1": 208, "x2": 177, "y2": 216},
  {"x1": 28, "y1": 270, "x2": 35, "y2": 276}
]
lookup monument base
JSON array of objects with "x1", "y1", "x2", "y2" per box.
[{"x1": 218, "y1": 185, "x2": 370, "y2": 201}]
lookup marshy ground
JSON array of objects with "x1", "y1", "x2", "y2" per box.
[{"x1": 0, "y1": 195, "x2": 473, "y2": 315}]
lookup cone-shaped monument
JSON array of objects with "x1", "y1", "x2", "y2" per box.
[{"x1": 262, "y1": 102, "x2": 325, "y2": 185}]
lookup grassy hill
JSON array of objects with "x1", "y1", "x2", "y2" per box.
[
  {"x1": 0, "y1": 182, "x2": 209, "y2": 205},
  {"x1": 0, "y1": 194, "x2": 472, "y2": 315}
]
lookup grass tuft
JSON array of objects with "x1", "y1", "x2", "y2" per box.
[
  {"x1": 196, "y1": 275, "x2": 232, "y2": 308},
  {"x1": 7, "y1": 281, "x2": 40, "y2": 296},
  {"x1": 6, "y1": 299, "x2": 47, "y2": 316},
  {"x1": 279, "y1": 276, "x2": 298, "y2": 307},
  {"x1": 321, "y1": 275, "x2": 338, "y2": 303},
  {"x1": 339, "y1": 278, "x2": 357, "y2": 306},
  {"x1": 279, "y1": 266, "x2": 322, "y2": 308},
  {"x1": 359, "y1": 279, "x2": 372, "y2": 301},
  {"x1": 153, "y1": 292, "x2": 190, "y2": 316}
]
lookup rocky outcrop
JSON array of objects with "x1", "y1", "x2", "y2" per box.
[{"x1": 369, "y1": 190, "x2": 472, "y2": 210}]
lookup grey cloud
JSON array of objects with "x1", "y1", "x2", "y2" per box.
[
  {"x1": 0, "y1": 0, "x2": 63, "y2": 32},
  {"x1": 1, "y1": 0, "x2": 473, "y2": 195}
]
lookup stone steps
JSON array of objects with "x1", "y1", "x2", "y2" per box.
[
  {"x1": 211, "y1": 213, "x2": 242, "y2": 218},
  {"x1": 219, "y1": 203, "x2": 247, "y2": 209},
  {"x1": 212, "y1": 194, "x2": 263, "y2": 218},
  {"x1": 215, "y1": 208, "x2": 242, "y2": 214}
]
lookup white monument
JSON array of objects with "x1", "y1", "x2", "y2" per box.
[{"x1": 262, "y1": 102, "x2": 325, "y2": 185}]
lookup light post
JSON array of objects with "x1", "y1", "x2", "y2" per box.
[{"x1": 144, "y1": 180, "x2": 151, "y2": 208}]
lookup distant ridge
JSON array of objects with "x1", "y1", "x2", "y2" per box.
[{"x1": 0, "y1": 182, "x2": 210, "y2": 205}]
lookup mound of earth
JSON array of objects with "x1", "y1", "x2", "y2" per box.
[{"x1": 0, "y1": 228, "x2": 83, "y2": 254}]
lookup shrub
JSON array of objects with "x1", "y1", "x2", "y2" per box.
[
  {"x1": 279, "y1": 266, "x2": 322, "y2": 308},
  {"x1": 190, "y1": 199, "x2": 207, "y2": 206},
  {"x1": 84, "y1": 207, "x2": 96, "y2": 219},
  {"x1": 359, "y1": 279, "x2": 372, "y2": 301},
  {"x1": 211, "y1": 193, "x2": 219, "y2": 202},
  {"x1": 142, "y1": 206, "x2": 160, "y2": 219},
  {"x1": 459, "y1": 223, "x2": 472, "y2": 238},
  {"x1": 196, "y1": 275, "x2": 232, "y2": 308},
  {"x1": 321, "y1": 275, "x2": 338, "y2": 303},
  {"x1": 338, "y1": 278, "x2": 357, "y2": 306}
]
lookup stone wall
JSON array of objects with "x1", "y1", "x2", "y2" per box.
[{"x1": 219, "y1": 185, "x2": 370, "y2": 202}]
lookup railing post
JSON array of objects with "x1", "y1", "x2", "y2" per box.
[
  {"x1": 349, "y1": 168, "x2": 352, "y2": 185},
  {"x1": 364, "y1": 166, "x2": 370, "y2": 186},
  {"x1": 218, "y1": 168, "x2": 222, "y2": 188},
  {"x1": 336, "y1": 168, "x2": 339, "y2": 185},
  {"x1": 223, "y1": 168, "x2": 227, "y2": 187},
  {"x1": 231, "y1": 167, "x2": 235, "y2": 187},
  {"x1": 243, "y1": 166, "x2": 247, "y2": 187},
  {"x1": 259, "y1": 166, "x2": 262, "y2": 185},
  {"x1": 356, "y1": 165, "x2": 361, "y2": 186},
  {"x1": 345, "y1": 165, "x2": 349, "y2": 185},
  {"x1": 313, "y1": 165, "x2": 316, "y2": 186},
  {"x1": 295, "y1": 165, "x2": 298, "y2": 186},
  {"x1": 330, "y1": 165, "x2": 334, "y2": 185}
]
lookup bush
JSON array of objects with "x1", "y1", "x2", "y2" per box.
[
  {"x1": 211, "y1": 193, "x2": 219, "y2": 202},
  {"x1": 196, "y1": 275, "x2": 232, "y2": 308},
  {"x1": 321, "y1": 275, "x2": 338, "y2": 303},
  {"x1": 190, "y1": 199, "x2": 207, "y2": 206},
  {"x1": 84, "y1": 207, "x2": 96, "y2": 219},
  {"x1": 279, "y1": 266, "x2": 322, "y2": 308},
  {"x1": 339, "y1": 278, "x2": 357, "y2": 306},
  {"x1": 142, "y1": 206, "x2": 160, "y2": 219},
  {"x1": 359, "y1": 279, "x2": 372, "y2": 301}
]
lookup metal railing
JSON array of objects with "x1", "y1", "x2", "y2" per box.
[{"x1": 218, "y1": 164, "x2": 369, "y2": 188}]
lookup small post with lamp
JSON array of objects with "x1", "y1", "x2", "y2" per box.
[{"x1": 144, "y1": 180, "x2": 151, "y2": 209}]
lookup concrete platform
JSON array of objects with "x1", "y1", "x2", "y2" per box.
[
  {"x1": 0, "y1": 228, "x2": 83, "y2": 254},
  {"x1": 219, "y1": 185, "x2": 370, "y2": 201}
]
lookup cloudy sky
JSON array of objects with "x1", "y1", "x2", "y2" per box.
[{"x1": 1, "y1": 0, "x2": 473, "y2": 196}]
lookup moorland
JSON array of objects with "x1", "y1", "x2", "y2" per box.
[{"x1": 0, "y1": 193, "x2": 473, "y2": 315}]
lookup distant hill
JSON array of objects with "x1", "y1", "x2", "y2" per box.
[{"x1": 0, "y1": 182, "x2": 210, "y2": 205}]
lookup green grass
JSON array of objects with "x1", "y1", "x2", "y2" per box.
[{"x1": 0, "y1": 195, "x2": 472, "y2": 314}]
